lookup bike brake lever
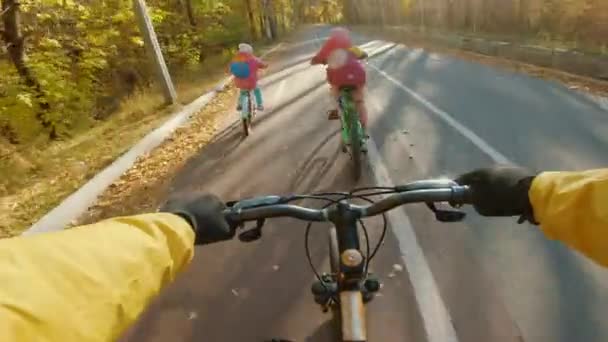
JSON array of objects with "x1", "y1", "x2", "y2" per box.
[
  {"x1": 426, "y1": 202, "x2": 466, "y2": 223},
  {"x1": 238, "y1": 219, "x2": 266, "y2": 242}
]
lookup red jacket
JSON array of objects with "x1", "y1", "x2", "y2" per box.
[{"x1": 232, "y1": 52, "x2": 266, "y2": 90}]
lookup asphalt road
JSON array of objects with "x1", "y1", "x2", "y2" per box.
[{"x1": 122, "y1": 26, "x2": 608, "y2": 342}]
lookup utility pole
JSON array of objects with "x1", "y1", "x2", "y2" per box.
[{"x1": 133, "y1": 0, "x2": 177, "y2": 104}]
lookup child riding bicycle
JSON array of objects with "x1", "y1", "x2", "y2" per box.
[
  {"x1": 311, "y1": 27, "x2": 369, "y2": 133},
  {"x1": 229, "y1": 43, "x2": 268, "y2": 111}
]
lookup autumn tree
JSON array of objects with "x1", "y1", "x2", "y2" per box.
[
  {"x1": 1, "y1": 0, "x2": 56, "y2": 139},
  {"x1": 0, "y1": 0, "x2": 304, "y2": 145}
]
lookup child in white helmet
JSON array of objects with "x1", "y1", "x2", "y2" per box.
[{"x1": 229, "y1": 43, "x2": 268, "y2": 111}]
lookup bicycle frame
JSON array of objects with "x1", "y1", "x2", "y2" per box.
[
  {"x1": 338, "y1": 87, "x2": 365, "y2": 180},
  {"x1": 338, "y1": 88, "x2": 363, "y2": 146},
  {"x1": 330, "y1": 201, "x2": 369, "y2": 341}
]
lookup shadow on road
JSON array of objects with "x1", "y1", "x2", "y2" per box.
[
  {"x1": 289, "y1": 128, "x2": 341, "y2": 193},
  {"x1": 304, "y1": 320, "x2": 338, "y2": 341},
  {"x1": 368, "y1": 42, "x2": 606, "y2": 342}
]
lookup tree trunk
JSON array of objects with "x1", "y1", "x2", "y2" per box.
[
  {"x1": 184, "y1": 0, "x2": 196, "y2": 26},
  {"x1": 446, "y1": 0, "x2": 455, "y2": 28},
  {"x1": 265, "y1": 0, "x2": 277, "y2": 40},
  {"x1": 244, "y1": 0, "x2": 256, "y2": 40},
  {"x1": 259, "y1": 6, "x2": 266, "y2": 38},
  {"x1": 518, "y1": 0, "x2": 530, "y2": 33},
  {"x1": 1, "y1": 0, "x2": 57, "y2": 139}
]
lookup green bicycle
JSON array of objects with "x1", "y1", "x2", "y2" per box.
[{"x1": 337, "y1": 87, "x2": 366, "y2": 180}]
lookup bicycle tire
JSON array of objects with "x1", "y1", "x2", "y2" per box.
[
  {"x1": 242, "y1": 117, "x2": 250, "y2": 137},
  {"x1": 248, "y1": 91, "x2": 255, "y2": 130},
  {"x1": 241, "y1": 92, "x2": 252, "y2": 137}
]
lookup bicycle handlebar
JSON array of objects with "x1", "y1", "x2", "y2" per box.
[{"x1": 224, "y1": 179, "x2": 472, "y2": 224}]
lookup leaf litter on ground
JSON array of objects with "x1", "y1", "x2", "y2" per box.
[{"x1": 76, "y1": 85, "x2": 238, "y2": 225}]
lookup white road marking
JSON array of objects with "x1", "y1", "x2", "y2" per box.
[
  {"x1": 366, "y1": 137, "x2": 460, "y2": 342},
  {"x1": 369, "y1": 61, "x2": 512, "y2": 164}
]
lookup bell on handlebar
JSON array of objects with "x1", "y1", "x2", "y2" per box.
[
  {"x1": 426, "y1": 203, "x2": 466, "y2": 223},
  {"x1": 238, "y1": 219, "x2": 266, "y2": 242}
]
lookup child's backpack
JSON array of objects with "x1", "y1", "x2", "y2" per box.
[
  {"x1": 327, "y1": 49, "x2": 366, "y2": 87},
  {"x1": 229, "y1": 58, "x2": 251, "y2": 79}
]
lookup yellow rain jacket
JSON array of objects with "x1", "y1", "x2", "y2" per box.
[
  {"x1": 0, "y1": 169, "x2": 606, "y2": 341},
  {"x1": 0, "y1": 213, "x2": 194, "y2": 342},
  {"x1": 530, "y1": 168, "x2": 608, "y2": 267}
]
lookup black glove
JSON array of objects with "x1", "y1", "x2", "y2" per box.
[
  {"x1": 160, "y1": 193, "x2": 235, "y2": 245},
  {"x1": 455, "y1": 166, "x2": 537, "y2": 224}
]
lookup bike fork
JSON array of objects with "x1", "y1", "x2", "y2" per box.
[{"x1": 340, "y1": 291, "x2": 366, "y2": 341}]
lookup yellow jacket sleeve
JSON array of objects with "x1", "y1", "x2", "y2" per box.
[
  {"x1": 349, "y1": 46, "x2": 368, "y2": 59},
  {"x1": 0, "y1": 213, "x2": 195, "y2": 342},
  {"x1": 530, "y1": 169, "x2": 608, "y2": 266}
]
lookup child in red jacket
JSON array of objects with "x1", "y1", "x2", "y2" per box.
[
  {"x1": 230, "y1": 43, "x2": 268, "y2": 111},
  {"x1": 311, "y1": 27, "x2": 368, "y2": 131}
]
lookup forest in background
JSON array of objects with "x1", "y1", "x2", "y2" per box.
[
  {"x1": 338, "y1": 0, "x2": 607, "y2": 49},
  {"x1": 2, "y1": 0, "x2": 606, "y2": 147},
  {"x1": 0, "y1": 0, "x2": 304, "y2": 146},
  {"x1": 0, "y1": 0, "x2": 606, "y2": 234},
  {"x1": 0, "y1": 0, "x2": 307, "y2": 232}
]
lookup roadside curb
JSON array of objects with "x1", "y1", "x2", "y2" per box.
[{"x1": 24, "y1": 44, "x2": 283, "y2": 235}]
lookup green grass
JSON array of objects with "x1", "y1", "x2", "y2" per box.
[
  {"x1": 0, "y1": 35, "x2": 288, "y2": 238},
  {"x1": 0, "y1": 64, "x2": 227, "y2": 237}
]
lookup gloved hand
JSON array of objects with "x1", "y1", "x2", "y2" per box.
[
  {"x1": 160, "y1": 194, "x2": 235, "y2": 245},
  {"x1": 455, "y1": 166, "x2": 538, "y2": 224}
]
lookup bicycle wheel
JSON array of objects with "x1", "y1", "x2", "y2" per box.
[
  {"x1": 241, "y1": 92, "x2": 251, "y2": 137},
  {"x1": 241, "y1": 117, "x2": 250, "y2": 137},
  {"x1": 249, "y1": 91, "x2": 256, "y2": 124}
]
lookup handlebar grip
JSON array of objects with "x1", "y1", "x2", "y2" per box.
[{"x1": 451, "y1": 184, "x2": 473, "y2": 206}]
